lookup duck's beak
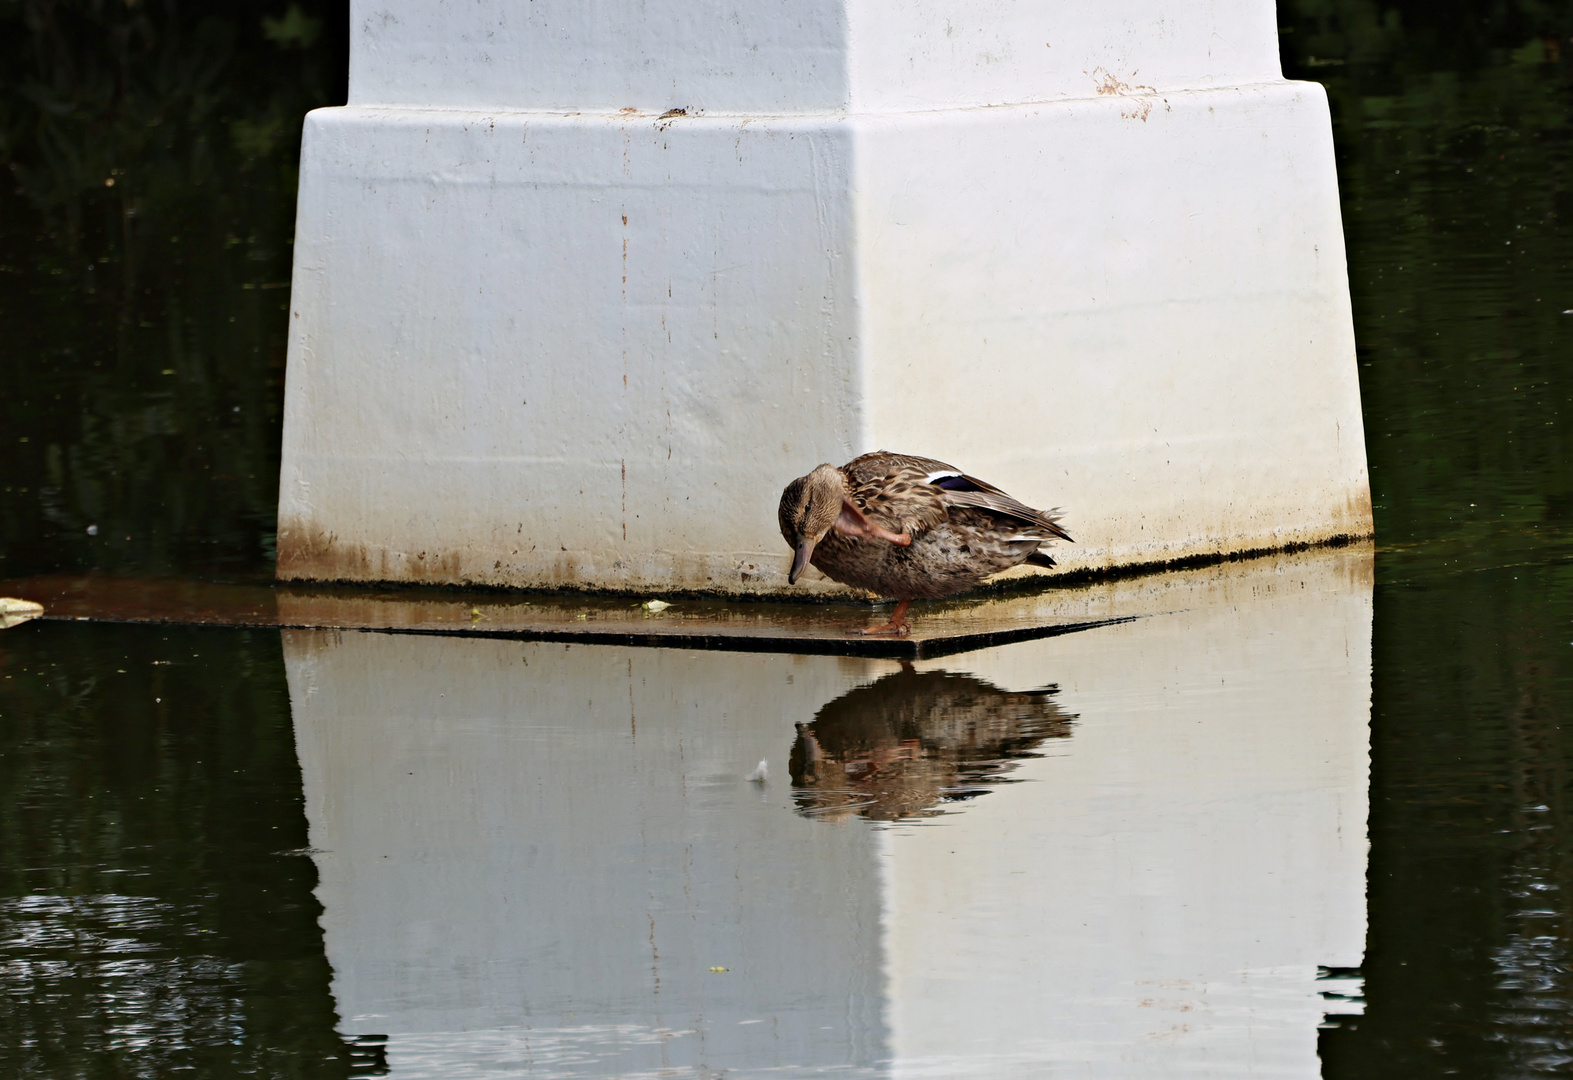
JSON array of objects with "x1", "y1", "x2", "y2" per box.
[{"x1": 788, "y1": 537, "x2": 816, "y2": 585}]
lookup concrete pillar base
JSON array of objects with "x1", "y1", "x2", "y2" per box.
[{"x1": 278, "y1": 7, "x2": 1370, "y2": 593}]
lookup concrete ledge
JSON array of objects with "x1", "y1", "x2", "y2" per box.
[{"x1": 2, "y1": 543, "x2": 1372, "y2": 660}]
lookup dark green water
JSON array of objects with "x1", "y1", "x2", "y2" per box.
[
  {"x1": 1278, "y1": 12, "x2": 1573, "y2": 1075},
  {"x1": 0, "y1": 0, "x2": 344, "y2": 581},
  {"x1": 0, "y1": 625, "x2": 368, "y2": 1076},
  {"x1": 3, "y1": 1, "x2": 1573, "y2": 1076}
]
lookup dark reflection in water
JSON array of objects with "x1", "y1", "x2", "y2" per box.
[
  {"x1": 789, "y1": 667, "x2": 1075, "y2": 822},
  {"x1": 1278, "y1": 5, "x2": 1573, "y2": 1078},
  {"x1": 0, "y1": 622, "x2": 361, "y2": 1077}
]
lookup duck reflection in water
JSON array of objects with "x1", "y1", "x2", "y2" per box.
[{"x1": 789, "y1": 665, "x2": 1076, "y2": 822}]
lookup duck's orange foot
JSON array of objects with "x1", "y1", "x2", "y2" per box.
[{"x1": 846, "y1": 600, "x2": 912, "y2": 637}]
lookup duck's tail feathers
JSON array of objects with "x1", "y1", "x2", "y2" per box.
[{"x1": 1026, "y1": 551, "x2": 1058, "y2": 569}]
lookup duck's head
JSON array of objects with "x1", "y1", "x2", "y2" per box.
[{"x1": 778, "y1": 464, "x2": 846, "y2": 585}]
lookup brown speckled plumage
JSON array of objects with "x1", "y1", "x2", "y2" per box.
[{"x1": 777, "y1": 452, "x2": 1072, "y2": 617}]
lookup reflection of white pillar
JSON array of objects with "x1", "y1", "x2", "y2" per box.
[
  {"x1": 284, "y1": 548, "x2": 1370, "y2": 1077},
  {"x1": 277, "y1": 1, "x2": 1369, "y2": 592},
  {"x1": 884, "y1": 552, "x2": 1372, "y2": 1077},
  {"x1": 285, "y1": 640, "x2": 890, "y2": 1074}
]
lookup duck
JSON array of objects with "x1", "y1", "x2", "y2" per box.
[{"x1": 777, "y1": 451, "x2": 1072, "y2": 635}]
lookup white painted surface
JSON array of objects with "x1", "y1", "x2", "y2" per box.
[
  {"x1": 844, "y1": 0, "x2": 1282, "y2": 111},
  {"x1": 281, "y1": 1, "x2": 1369, "y2": 591},
  {"x1": 282, "y1": 546, "x2": 1370, "y2": 1077},
  {"x1": 348, "y1": 0, "x2": 1280, "y2": 113},
  {"x1": 856, "y1": 83, "x2": 1366, "y2": 569},
  {"x1": 279, "y1": 109, "x2": 861, "y2": 588},
  {"x1": 350, "y1": 0, "x2": 849, "y2": 113}
]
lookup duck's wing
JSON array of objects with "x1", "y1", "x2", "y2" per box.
[
  {"x1": 841, "y1": 451, "x2": 1073, "y2": 543},
  {"x1": 927, "y1": 471, "x2": 1072, "y2": 542},
  {"x1": 842, "y1": 453, "x2": 954, "y2": 536},
  {"x1": 842, "y1": 451, "x2": 957, "y2": 488}
]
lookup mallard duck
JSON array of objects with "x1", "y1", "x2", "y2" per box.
[{"x1": 777, "y1": 451, "x2": 1072, "y2": 635}]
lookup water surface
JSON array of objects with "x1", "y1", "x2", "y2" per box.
[{"x1": 4, "y1": 2, "x2": 1573, "y2": 1076}]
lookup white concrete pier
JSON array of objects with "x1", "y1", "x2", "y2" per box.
[{"x1": 278, "y1": 1, "x2": 1371, "y2": 592}]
